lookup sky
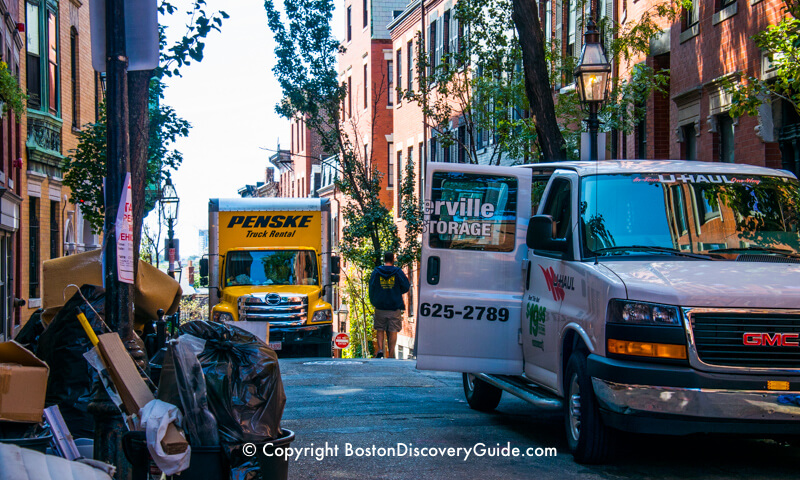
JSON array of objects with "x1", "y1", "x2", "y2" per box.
[{"x1": 150, "y1": 0, "x2": 343, "y2": 259}]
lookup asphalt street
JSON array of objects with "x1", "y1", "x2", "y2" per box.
[{"x1": 276, "y1": 358, "x2": 800, "y2": 480}]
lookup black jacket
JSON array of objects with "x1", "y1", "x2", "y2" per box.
[{"x1": 368, "y1": 265, "x2": 411, "y2": 311}]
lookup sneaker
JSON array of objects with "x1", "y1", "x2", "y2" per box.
[{"x1": 376, "y1": 350, "x2": 384, "y2": 358}]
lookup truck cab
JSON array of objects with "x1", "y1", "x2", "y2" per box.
[
  {"x1": 204, "y1": 198, "x2": 338, "y2": 357},
  {"x1": 417, "y1": 160, "x2": 800, "y2": 463}
]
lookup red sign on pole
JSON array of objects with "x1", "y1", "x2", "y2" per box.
[
  {"x1": 334, "y1": 333, "x2": 350, "y2": 349},
  {"x1": 169, "y1": 248, "x2": 176, "y2": 263}
]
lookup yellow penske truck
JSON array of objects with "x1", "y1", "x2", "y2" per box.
[{"x1": 200, "y1": 198, "x2": 339, "y2": 357}]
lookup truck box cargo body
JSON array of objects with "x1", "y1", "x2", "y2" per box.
[
  {"x1": 417, "y1": 160, "x2": 800, "y2": 463},
  {"x1": 207, "y1": 198, "x2": 336, "y2": 356}
]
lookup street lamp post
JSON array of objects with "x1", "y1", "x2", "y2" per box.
[
  {"x1": 160, "y1": 178, "x2": 180, "y2": 278},
  {"x1": 574, "y1": 17, "x2": 611, "y2": 161}
]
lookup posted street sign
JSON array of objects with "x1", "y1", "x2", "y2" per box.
[{"x1": 334, "y1": 333, "x2": 350, "y2": 349}]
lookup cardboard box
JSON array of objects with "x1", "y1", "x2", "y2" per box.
[
  {"x1": 0, "y1": 341, "x2": 49, "y2": 423},
  {"x1": 96, "y1": 333, "x2": 188, "y2": 454},
  {"x1": 41, "y1": 249, "x2": 182, "y2": 325}
]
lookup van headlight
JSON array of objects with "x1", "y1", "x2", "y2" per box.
[
  {"x1": 213, "y1": 311, "x2": 234, "y2": 323},
  {"x1": 312, "y1": 309, "x2": 332, "y2": 323},
  {"x1": 608, "y1": 300, "x2": 680, "y2": 326}
]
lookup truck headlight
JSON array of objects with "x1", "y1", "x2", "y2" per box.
[
  {"x1": 213, "y1": 311, "x2": 234, "y2": 323},
  {"x1": 312, "y1": 309, "x2": 332, "y2": 323},
  {"x1": 608, "y1": 300, "x2": 680, "y2": 326}
]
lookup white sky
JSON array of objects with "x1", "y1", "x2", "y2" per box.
[{"x1": 149, "y1": 0, "x2": 344, "y2": 259}]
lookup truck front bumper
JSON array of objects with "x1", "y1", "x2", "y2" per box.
[
  {"x1": 588, "y1": 354, "x2": 800, "y2": 435},
  {"x1": 268, "y1": 323, "x2": 332, "y2": 346}
]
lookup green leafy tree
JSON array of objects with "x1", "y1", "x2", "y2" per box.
[
  {"x1": 264, "y1": 0, "x2": 422, "y2": 271},
  {"x1": 724, "y1": 1, "x2": 800, "y2": 118},
  {"x1": 63, "y1": 0, "x2": 227, "y2": 256}
]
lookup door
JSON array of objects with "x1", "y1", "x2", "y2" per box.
[
  {"x1": 522, "y1": 174, "x2": 576, "y2": 389},
  {"x1": 417, "y1": 163, "x2": 531, "y2": 375}
]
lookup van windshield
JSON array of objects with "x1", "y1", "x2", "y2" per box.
[
  {"x1": 580, "y1": 173, "x2": 800, "y2": 258},
  {"x1": 225, "y1": 250, "x2": 318, "y2": 286}
]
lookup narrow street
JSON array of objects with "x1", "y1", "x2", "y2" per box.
[{"x1": 279, "y1": 358, "x2": 800, "y2": 480}]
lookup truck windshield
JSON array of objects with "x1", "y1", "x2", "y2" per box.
[
  {"x1": 225, "y1": 250, "x2": 319, "y2": 286},
  {"x1": 580, "y1": 173, "x2": 800, "y2": 258}
]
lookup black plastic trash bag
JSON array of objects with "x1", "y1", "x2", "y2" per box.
[
  {"x1": 36, "y1": 285, "x2": 106, "y2": 438},
  {"x1": 179, "y1": 320, "x2": 286, "y2": 444},
  {"x1": 14, "y1": 309, "x2": 45, "y2": 353}
]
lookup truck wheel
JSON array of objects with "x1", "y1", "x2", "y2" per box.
[
  {"x1": 564, "y1": 352, "x2": 614, "y2": 464},
  {"x1": 462, "y1": 373, "x2": 502, "y2": 412}
]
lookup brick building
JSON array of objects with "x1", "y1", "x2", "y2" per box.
[
  {"x1": 0, "y1": 0, "x2": 24, "y2": 340},
  {"x1": 20, "y1": 0, "x2": 99, "y2": 324}
]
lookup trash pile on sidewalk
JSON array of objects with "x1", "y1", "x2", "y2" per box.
[{"x1": 0, "y1": 250, "x2": 291, "y2": 480}]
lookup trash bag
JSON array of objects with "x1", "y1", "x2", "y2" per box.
[
  {"x1": 169, "y1": 335, "x2": 219, "y2": 446},
  {"x1": 14, "y1": 309, "x2": 45, "y2": 353},
  {"x1": 36, "y1": 285, "x2": 106, "y2": 438},
  {"x1": 179, "y1": 321, "x2": 286, "y2": 445}
]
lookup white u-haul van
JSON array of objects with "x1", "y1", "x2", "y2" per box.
[{"x1": 417, "y1": 160, "x2": 800, "y2": 463}]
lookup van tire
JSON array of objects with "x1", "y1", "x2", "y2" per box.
[
  {"x1": 463, "y1": 373, "x2": 502, "y2": 412},
  {"x1": 564, "y1": 352, "x2": 614, "y2": 464}
]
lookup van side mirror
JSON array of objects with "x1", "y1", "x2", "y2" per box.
[
  {"x1": 526, "y1": 215, "x2": 567, "y2": 252},
  {"x1": 331, "y1": 256, "x2": 341, "y2": 275},
  {"x1": 199, "y1": 257, "x2": 209, "y2": 278}
]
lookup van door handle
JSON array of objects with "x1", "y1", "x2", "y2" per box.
[
  {"x1": 427, "y1": 256, "x2": 440, "y2": 285},
  {"x1": 525, "y1": 260, "x2": 531, "y2": 290}
]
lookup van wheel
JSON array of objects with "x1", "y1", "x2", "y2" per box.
[
  {"x1": 564, "y1": 352, "x2": 614, "y2": 464},
  {"x1": 463, "y1": 373, "x2": 502, "y2": 412}
]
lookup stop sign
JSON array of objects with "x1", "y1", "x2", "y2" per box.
[{"x1": 334, "y1": 333, "x2": 350, "y2": 349}]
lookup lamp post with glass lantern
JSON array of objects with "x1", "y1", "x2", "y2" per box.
[
  {"x1": 574, "y1": 18, "x2": 611, "y2": 161},
  {"x1": 160, "y1": 178, "x2": 180, "y2": 278}
]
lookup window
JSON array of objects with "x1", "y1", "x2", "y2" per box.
[
  {"x1": 26, "y1": 2, "x2": 41, "y2": 109},
  {"x1": 387, "y1": 60, "x2": 394, "y2": 106},
  {"x1": 396, "y1": 150, "x2": 403, "y2": 209},
  {"x1": 346, "y1": 6, "x2": 352, "y2": 42},
  {"x1": 428, "y1": 19, "x2": 436, "y2": 76},
  {"x1": 566, "y1": 0, "x2": 577, "y2": 84},
  {"x1": 50, "y1": 201, "x2": 59, "y2": 258},
  {"x1": 718, "y1": 0, "x2": 735, "y2": 11},
  {"x1": 682, "y1": 0, "x2": 699, "y2": 30},
  {"x1": 363, "y1": 0, "x2": 368, "y2": 28},
  {"x1": 719, "y1": 113, "x2": 734, "y2": 163},
  {"x1": 363, "y1": 64, "x2": 368, "y2": 109},
  {"x1": 347, "y1": 76, "x2": 352, "y2": 117},
  {"x1": 542, "y1": 178, "x2": 571, "y2": 240},
  {"x1": 443, "y1": 10, "x2": 450, "y2": 62},
  {"x1": 407, "y1": 40, "x2": 413, "y2": 92},
  {"x1": 636, "y1": 108, "x2": 647, "y2": 159},
  {"x1": 428, "y1": 172, "x2": 518, "y2": 252},
  {"x1": 26, "y1": 1, "x2": 59, "y2": 114},
  {"x1": 47, "y1": 12, "x2": 58, "y2": 115},
  {"x1": 388, "y1": 142, "x2": 394, "y2": 187},
  {"x1": 396, "y1": 48, "x2": 402, "y2": 104},
  {"x1": 70, "y1": 28, "x2": 80, "y2": 128},
  {"x1": 682, "y1": 124, "x2": 697, "y2": 160},
  {"x1": 29, "y1": 197, "x2": 39, "y2": 298},
  {"x1": 430, "y1": 137, "x2": 437, "y2": 162}
]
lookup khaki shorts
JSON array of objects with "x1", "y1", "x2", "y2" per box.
[{"x1": 373, "y1": 309, "x2": 403, "y2": 333}]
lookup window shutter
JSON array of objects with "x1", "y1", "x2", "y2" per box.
[
  {"x1": 436, "y1": 18, "x2": 444, "y2": 70},
  {"x1": 555, "y1": 0, "x2": 562, "y2": 49},
  {"x1": 603, "y1": 0, "x2": 613, "y2": 56}
]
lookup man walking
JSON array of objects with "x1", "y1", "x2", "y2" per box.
[{"x1": 368, "y1": 252, "x2": 410, "y2": 358}]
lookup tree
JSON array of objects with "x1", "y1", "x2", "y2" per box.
[
  {"x1": 63, "y1": 0, "x2": 227, "y2": 265},
  {"x1": 724, "y1": 1, "x2": 800, "y2": 118},
  {"x1": 263, "y1": 0, "x2": 422, "y2": 271},
  {"x1": 403, "y1": 0, "x2": 538, "y2": 165}
]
